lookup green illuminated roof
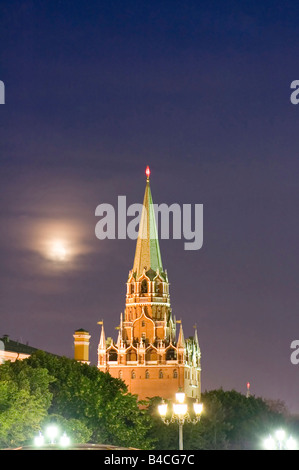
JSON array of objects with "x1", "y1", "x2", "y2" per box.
[{"x1": 132, "y1": 177, "x2": 163, "y2": 278}]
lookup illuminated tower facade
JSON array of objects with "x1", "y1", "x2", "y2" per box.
[
  {"x1": 97, "y1": 167, "x2": 201, "y2": 400},
  {"x1": 73, "y1": 328, "x2": 91, "y2": 364}
]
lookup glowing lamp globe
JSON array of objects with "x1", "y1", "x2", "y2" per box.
[
  {"x1": 34, "y1": 433, "x2": 45, "y2": 447},
  {"x1": 46, "y1": 424, "x2": 59, "y2": 443},
  {"x1": 264, "y1": 436, "x2": 276, "y2": 450},
  {"x1": 175, "y1": 391, "x2": 186, "y2": 404},
  {"x1": 275, "y1": 429, "x2": 286, "y2": 441},
  {"x1": 60, "y1": 432, "x2": 71, "y2": 447},
  {"x1": 193, "y1": 401, "x2": 203, "y2": 416},
  {"x1": 158, "y1": 400, "x2": 168, "y2": 417},
  {"x1": 286, "y1": 436, "x2": 297, "y2": 450},
  {"x1": 173, "y1": 403, "x2": 188, "y2": 417}
]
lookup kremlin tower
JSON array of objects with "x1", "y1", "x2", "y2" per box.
[{"x1": 97, "y1": 167, "x2": 201, "y2": 400}]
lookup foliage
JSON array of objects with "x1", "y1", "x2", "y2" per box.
[
  {"x1": 0, "y1": 352, "x2": 292, "y2": 450},
  {"x1": 41, "y1": 414, "x2": 92, "y2": 443},
  {"x1": 25, "y1": 351, "x2": 154, "y2": 449},
  {"x1": 144, "y1": 396, "x2": 181, "y2": 450},
  {"x1": 201, "y1": 389, "x2": 286, "y2": 449},
  {"x1": 0, "y1": 360, "x2": 53, "y2": 448},
  {"x1": 146, "y1": 389, "x2": 289, "y2": 450}
]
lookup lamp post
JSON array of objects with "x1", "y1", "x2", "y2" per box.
[
  {"x1": 158, "y1": 390, "x2": 203, "y2": 450},
  {"x1": 263, "y1": 429, "x2": 297, "y2": 450},
  {"x1": 33, "y1": 425, "x2": 71, "y2": 448}
]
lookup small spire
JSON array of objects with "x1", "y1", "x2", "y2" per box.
[
  {"x1": 116, "y1": 329, "x2": 121, "y2": 348},
  {"x1": 177, "y1": 322, "x2": 185, "y2": 348},
  {"x1": 98, "y1": 323, "x2": 106, "y2": 350},
  {"x1": 193, "y1": 324, "x2": 199, "y2": 346}
]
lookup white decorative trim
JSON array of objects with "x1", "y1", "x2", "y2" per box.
[
  {"x1": 125, "y1": 302, "x2": 170, "y2": 307},
  {"x1": 108, "y1": 363, "x2": 185, "y2": 368},
  {"x1": 0, "y1": 351, "x2": 30, "y2": 363}
]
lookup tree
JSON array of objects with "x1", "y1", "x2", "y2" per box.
[
  {"x1": 144, "y1": 396, "x2": 180, "y2": 450},
  {"x1": 146, "y1": 389, "x2": 288, "y2": 450},
  {"x1": 196, "y1": 392, "x2": 230, "y2": 449},
  {"x1": 41, "y1": 414, "x2": 92, "y2": 443},
  {"x1": 25, "y1": 351, "x2": 154, "y2": 449},
  {"x1": 0, "y1": 360, "x2": 53, "y2": 448},
  {"x1": 200, "y1": 389, "x2": 286, "y2": 449}
]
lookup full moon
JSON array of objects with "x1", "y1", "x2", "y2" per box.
[
  {"x1": 29, "y1": 221, "x2": 89, "y2": 267},
  {"x1": 50, "y1": 241, "x2": 67, "y2": 261}
]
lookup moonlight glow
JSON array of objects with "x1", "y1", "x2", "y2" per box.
[
  {"x1": 49, "y1": 240, "x2": 68, "y2": 261},
  {"x1": 25, "y1": 220, "x2": 91, "y2": 268}
]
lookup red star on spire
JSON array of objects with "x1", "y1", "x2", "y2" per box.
[{"x1": 145, "y1": 166, "x2": 151, "y2": 180}]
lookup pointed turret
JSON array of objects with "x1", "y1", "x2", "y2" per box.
[
  {"x1": 194, "y1": 325, "x2": 199, "y2": 347},
  {"x1": 98, "y1": 323, "x2": 106, "y2": 350},
  {"x1": 132, "y1": 166, "x2": 163, "y2": 278},
  {"x1": 116, "y1": 329, "x2": 121, "y2": 348},
  {"x1": 177, "y1": 322, "x2": 185, "y2": 348},
  {"x1": 97, "y1": 323, "x2": 107, "y2": 370}
]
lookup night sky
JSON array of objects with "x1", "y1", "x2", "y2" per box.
[{"x1": 1, "y1": 1, "x2": 299, "y2": 413}]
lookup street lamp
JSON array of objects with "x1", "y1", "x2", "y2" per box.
[
  {"x1": 60, "y1": 432, "x2": 71, "y2": 447},
  {"x1": 263, "y1": 429, "x2": 297, "y2": 450},
  {"x1": 34, "y1": 432, "x2": 45, "y2": 447},
  {"x1": 158, "y1": 390, "x2": 203, "y2": 450},
  {"x1": 46, "y1": 424, "x2": 59, "y2": 444},
  {"x1": 34, "y1": 425, "x2": 71, "y2": 448}
]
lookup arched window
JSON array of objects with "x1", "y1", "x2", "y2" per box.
[
  {"x1": 166, "y1": 348, "x2": 177, "y2": 360},
  {"x1": 127, "y1": 349, "x2": 137, "y2": 361},
  {"x1": 159, "y1": 370, "x2": 163, "y2": 379},
  {"x1": 130, "y1": 283, "x2": 134, "y2": 294},
  {"x1": 119, "y1": 370, "x2": 123, "y2": 379},
  {"x1": 145, "y1": 370, "x2": 150, "y2": 379},
  {"x1": 173, "y1": 369, "x2": 178, "y2": 378},
  {"x1": 108, "y1": 349, "x2": 117, "y2": 361},
  {"x1": 141, "y1": 279, "x2": 148, "y2": 293},
  {"x1": 157, "y1": 306, "x2": 162, "y2": 319},
  {"x1": 131, "y1": 370, "x2": 136, "y2": 379},
  {"x1": 155, "y1": 280, "x2": 163, "y2": 295},
  {"x1": 145, "y1": 348, "x2": 157, "y2": 362}
]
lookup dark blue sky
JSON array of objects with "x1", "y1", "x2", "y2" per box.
[{"x1": 1, "y1": 1, "x2": 299, "y2": 414}]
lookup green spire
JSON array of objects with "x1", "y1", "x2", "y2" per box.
[{"x1": 132, "y1": 167, "x2": 163, "y2": 277}]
